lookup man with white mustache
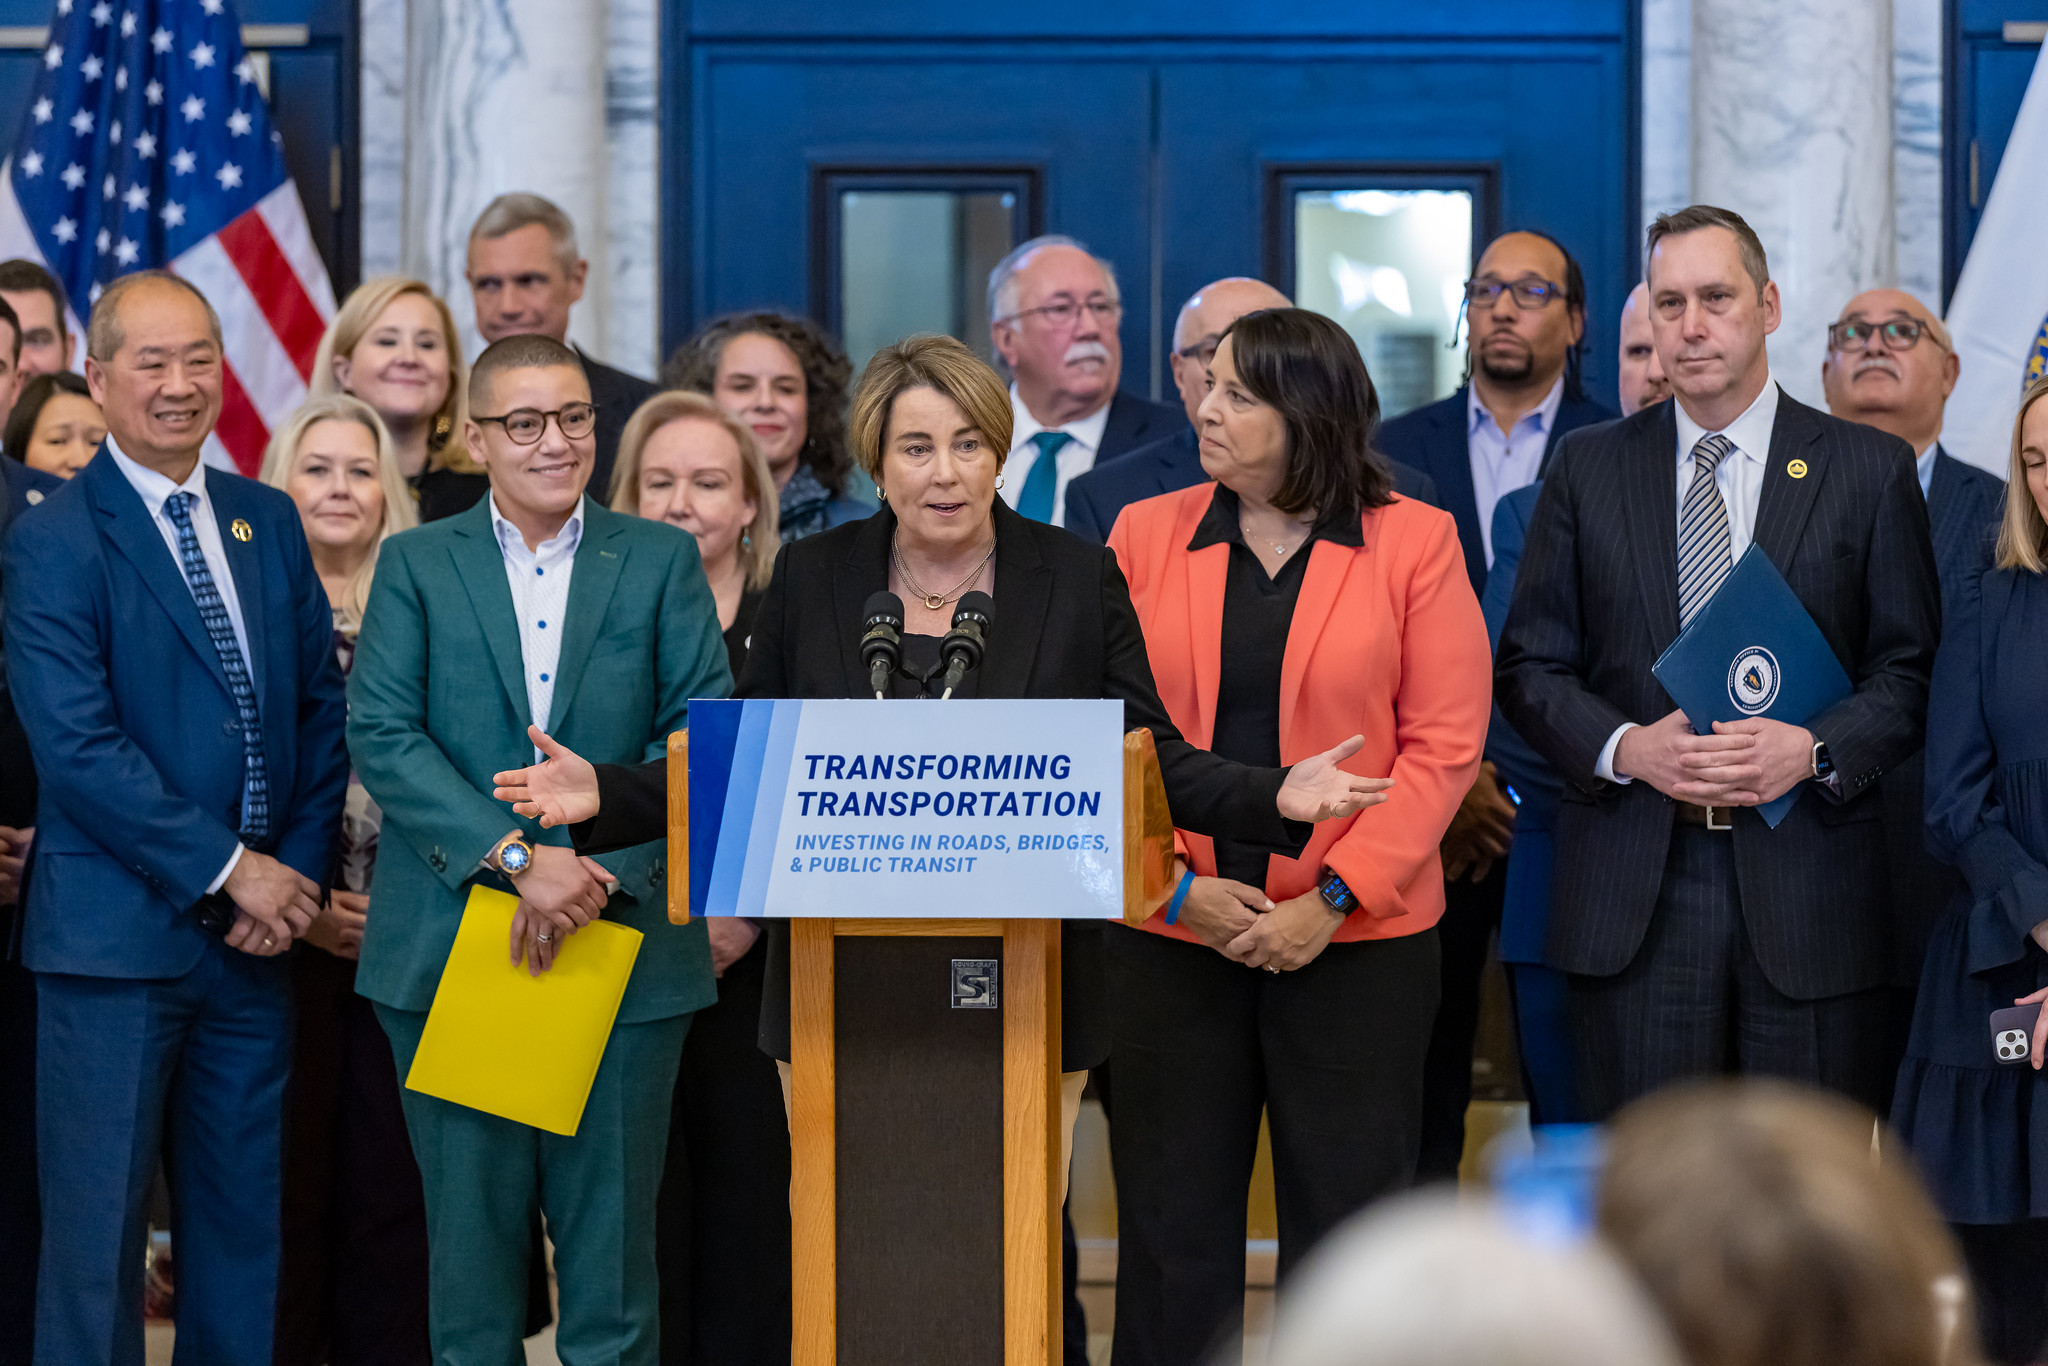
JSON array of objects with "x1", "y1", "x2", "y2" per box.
[
  {"x1": 1821, "y1": 288, "x2": 2004, "y2": 1099},
  {"x1": 987, "y1": 235, "x2": 1181, "y2": 527}
]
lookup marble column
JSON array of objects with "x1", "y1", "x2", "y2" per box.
[
  {"x1": 1691, "y1": 0, "x2": 1896, "y2": 408},
  {"x1": 356, "y1": 0, "x2": 662, "y2": 378}
]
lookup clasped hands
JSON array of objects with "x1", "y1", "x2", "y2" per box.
[
  {"x1": 1167, "y1": 857, "x2": 1344, "y2": 972},
  {"x1": 1614, "y1": 709, "x2": 1817, "y2": 807},
  {"x1": 506, "y1": 842, "x2": 618, "y2": 977}
]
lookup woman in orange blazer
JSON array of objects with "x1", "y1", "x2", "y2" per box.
[{"x1": 1104, "y1": 308, "x2": 1491, "y2": 1365}]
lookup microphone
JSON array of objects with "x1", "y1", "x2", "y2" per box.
[
  {"x1": 939, "y1": 591, "x2": 994, "y2": 701},
  {"x1": 860, "y1": 591, "x2": 904, "y2": 699}
]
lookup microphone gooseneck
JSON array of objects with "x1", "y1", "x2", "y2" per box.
[
  {"x1": 939, "y1": 591, "x2": 994, "y2": 701},
  {"x1": 860, "y1": 591, "x2": 905, "y2": 700}
]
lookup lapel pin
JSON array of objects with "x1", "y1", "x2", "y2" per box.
[
  {"x1": 230, "y1": 518, "x2": 253, "y2": 542},
  {"x1": 1787, "y1": 459, "x2": 1809, "y2": 479},
  {"x1": 24, "y1": 489, "x2": 41, "y2": 505}
]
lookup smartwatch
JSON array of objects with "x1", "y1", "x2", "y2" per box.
[
  {"x1": 490, "y1": 831, "x2": 535, "y2": 878},
  {"x1": 1316, "y1": 867, "x2": 1356, "y2": 918},
  {"x1": 1810, "y1": 739, "x2": 1834, "y2": 782}
]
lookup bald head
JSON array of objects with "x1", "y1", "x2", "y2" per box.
[
  {"x1": 1169, "y1": 277, "x2": 1292, "y2": 426},
  {"x1": 1617, "y1": 283, "x2": 1669, "y2": 416},
  {"x1": 1821, "y1": 288, "x2": 1956, "y2": 459}
]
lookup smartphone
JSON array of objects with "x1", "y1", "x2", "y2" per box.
[{"x1": 1991, "y1": 1004, "x2": 2038, "y2": 1066}]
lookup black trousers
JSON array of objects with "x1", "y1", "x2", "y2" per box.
[
  {"x1": 1958, "y1": 1221, "x2": 2048, "y2": 1366},
  {"x1": 0, "y1": 915, "x2": 35, "y2": 1366},
  {"x1": 657, "y1": 934, "x2": 792, "y2": 1366},
  {"x1": 1415, "y1": 861, "x2": 1504, "y2": 1183},
  {"x1": 1568, "y1": 824, "x2": 1892, "y2": 1120},
  {"x1": 1104, "y1": 925, "x2": 1439, "y2": 1366}
]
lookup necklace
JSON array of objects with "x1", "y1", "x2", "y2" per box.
[{"x1": 893, "y1": 537, "x2": 996, "y2": 610}]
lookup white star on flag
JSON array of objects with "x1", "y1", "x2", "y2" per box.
[
  {"x1": 68, "y1": 109, "x2": 92, "y2": 136},
  {"x1": 134, "y1": 131, "x2": 155, "y2": 158},
  {"x1": 170, "y1": 148, "x2": 195, "y2": 174},
  {"x1": 159, "y1": 200, "x2": 183, "y2": 227},
  {"x1": 151, "y1": 26, "x2": 171, "y2": 54},
  {"x1": 200, "y1": 0, "x2": 223, "y2": 12},
  {"x1": 181, "y1": 95, "x2": 204, "y2": 123},
  {"x1": 102, "y1": 173, "x2": 113, "y2": 199},
  {"x1": 60, "y1": 162, "x2": 84, "y2": 189},
  {"x1": 42, "y1": 44, "x2": 62, "y2": 70},
  {"x1": 31, "y1": 99, "x2": 51, "y2": 125},
  {"x1": 109, "y1": 120, "x2": 120, "y2": 145},
  {"x1": 57, "y1": 0, "x2": 72, "y2": 14},
  {"x1": 51, "y1": 216, "x2": 76, "y2": 243},
  {"x1": 189, "y1": 42, "x2": 214, "y2": 70},
  {"x1": 145, "y1": 79, "x2": 162, "y2": 106},
  {"x1": 18, "y1": 152, "x2": 40, "y2": 178},
  {"x1": 114, "y1": 237, "x2": 137, "y2": 265},
  {"x1": 123, "y1": 183, "x2": 147, "y2": 211},
  {"x1": 120, "y1": 11, "x2": 135, "y2": 36},
  {"x1": 115, "y1": 67, "x2": 126, "y2": 91},
  {"x1": 89, "y1": 1, "x2": 110, "y2": 24},
  {"x1": 80, "y1": 54, "x2": 102, "y2": 82},
  {"x1": 226, "y1": 111, "x2": 251, "y2": 137},
  {"x1": 215, "y1": 162, "x2": 242, "y2": 189},
  {"x1": 235, "y1": 57, "x2": 257, "y2": 85},
  {"x1": 95, "y1": 227, "x2": 108, "y2": 253}
]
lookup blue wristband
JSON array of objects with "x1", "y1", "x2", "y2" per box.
[{"x1": 1164, "y1": 868, "x2": 1196, "y2": 925}]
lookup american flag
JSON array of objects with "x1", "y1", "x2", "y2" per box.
[{"x1": 0, "y1": 0, "x2": 335, "y2": 474}]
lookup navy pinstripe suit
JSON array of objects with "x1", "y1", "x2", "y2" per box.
[{"x1": 1495, "y1": 391, "x2": 1939, "y2": 1114}]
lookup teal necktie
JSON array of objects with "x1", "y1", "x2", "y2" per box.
[{"x1": 1017, "y1": 430, "x2": 1073, "y2": 523}]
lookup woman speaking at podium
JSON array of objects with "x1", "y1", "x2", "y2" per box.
[
  {"x1": 1104, "y1": 308, "x2": 1489, "y2": 1365},
  {"x1": 492, "y1": 332, "x2": 1390, "y2": 1131}
]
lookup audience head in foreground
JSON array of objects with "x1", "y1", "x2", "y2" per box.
[
  {"x1": 1264, "y1": 1193, "x2": 1683, "y2": 1366},
  {"x1": 1600, "y1": 1079, "x2": 1973, "y2": 1366},
  {"x1": 1822, "y1": 288, "x2": 1957, "y2": 458}
]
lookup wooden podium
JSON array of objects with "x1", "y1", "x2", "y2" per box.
[{"x1": 666, "y1": 725, "x2": 1175, "y2": 1366}]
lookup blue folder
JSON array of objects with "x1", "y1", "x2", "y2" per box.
[{"x1": 1650, "y1": 545, "x2": 1851, "y2": 828}]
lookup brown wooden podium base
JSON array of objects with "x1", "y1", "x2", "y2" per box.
[{"x1": 790, "y1": 918, "x2": 1062, "y2": 1366}]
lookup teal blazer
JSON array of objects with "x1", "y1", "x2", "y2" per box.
[{"x1": 347, "y1": 495, "x2": 732, "y2": 1023}]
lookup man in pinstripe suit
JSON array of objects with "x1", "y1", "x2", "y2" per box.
[{"x1": 1495, "y1": 206, "x2": 1940, "y2": 1118}]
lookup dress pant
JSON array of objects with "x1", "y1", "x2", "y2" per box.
[
  {"x1": 1568, "y1": 823, "x2": 1892, "y2": 1120},
  {"x1": 1104, "y1": 924, "x2": 1440, "y2": 1366},
  {"x1": 378, "y1": 1003, "x2": 690, "y2": 1366},
  {"x1": 656, "y1": 935, "x2": 790, "y2": 1366},
  {"x1": 1503, "y1": 962, "x2": 1582, "y2": 1125},
  {"x1": 1415, "y1": 861, "x2": 1504, "y2": 1182},
  {"x1": 35, "y1": 941, "x2": 292, "y2": 1366},
  {"x1": 1957, "y1": 1221, "x2": 2048, "y2": 1366},
  {"x1": 0, "y1": 909, "x2": 38, "y2": 1366}
]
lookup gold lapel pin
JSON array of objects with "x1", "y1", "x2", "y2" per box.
[
  {"x1": 230, "y1": 518, "x2": 253, "y2": 542},
  {"x1": 1787, "y1": 459, "x2": 1809, "y2": 479}
]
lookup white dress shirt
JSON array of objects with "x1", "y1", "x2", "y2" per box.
[
  {"x1": 108, "y1": 436, "x2": 254, "y2": 892},
  {"x1": 998, "y1": 385, "x2": 1112, "y2": 528},
  {"x1": 1596, "y1": 377, "x2": 1781, "y2": 783},
  {"x1": 1917, "y1": 442, "x2": 1938, "y2": 500},
  {"x1": 1468, "y1": 376, "x2": 1564, "y2": 568},
  {"x1": 490, "y1": 494, "x2": 582, "y2": 756}
]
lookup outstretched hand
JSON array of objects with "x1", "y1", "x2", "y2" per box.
[
  {"x1": 492, "y1": 726, "x2": 602, "y2": 828},
  {"x1": 1276, "y1": 735, "x2": 1394, "y2": 824}
]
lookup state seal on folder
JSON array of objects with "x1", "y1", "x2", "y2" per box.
[{"x1": 1651, "y1": 545, "x2": 1852, "y2": 828}]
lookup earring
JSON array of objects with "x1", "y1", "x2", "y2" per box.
[
  {"x1": 742, "y1": 532, "x2": 752, "y2": 550},
  {"x1": 877, "y1": 486, "x2": 887, "y2": 501},
  {"x1": 994, "y1": 475, "x2": 1004, "y2": 491}
]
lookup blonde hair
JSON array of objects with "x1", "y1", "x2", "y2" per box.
[
  {"x1": 1599, "y1": 1079, "x2": 1974, "y2": 1366},
  {"x1": 311, "y1": 276, "x2": 475, "y2": 475},
  {"x1": 259, "y1": 394, "x2": 418, "y2": 636},
  {"x1": 1995, "y1": 374, "x2": 2048, "y2": 573},
  {"x1": 609, "y1": 390, "x2": 780, "y2": 590},
  {"x1": 848, "y1": 333, "x2": 1014, "y2": 483}
]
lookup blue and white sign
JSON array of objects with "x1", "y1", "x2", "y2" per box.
[{"x1": 688, "y1": 698, "x2": 1124, "y2": 920}]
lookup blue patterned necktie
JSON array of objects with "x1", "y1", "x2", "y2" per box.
[
  {"x1": 1016, "y1": 430, "x2": 1073, "y2": 523},
  {"x1": 163, "y1": 491, "x2": 269, "y2": 841},
  {"x1": 1677, "y1": 433, "x2": 1736, "y2": 626}
]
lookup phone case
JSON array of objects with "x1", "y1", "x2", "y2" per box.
[{"x1": 1991, "y1": 1004, "x2": 2038, "y2": 1066}]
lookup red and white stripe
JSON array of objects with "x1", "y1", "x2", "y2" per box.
[{"x1": 0, "y1": 172, "x2": 335, "y2": 477}]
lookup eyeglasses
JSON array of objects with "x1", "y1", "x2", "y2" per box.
[
  {"x1": 475, "y1": 403, "x2": 598, "y2": 445},
  {"x1": 1175, "y1": 336, "x2": 1221, "y2": 369},
  {"x1": 1000, "y1": 298, "x2": 1123, "y2": 328},
  {"x1": 1464, "y1": 276, "x2": 1565, "y2": 309},
  {"x1": 1827, "y1": 317, "x2": 1943, "y2": 353}
]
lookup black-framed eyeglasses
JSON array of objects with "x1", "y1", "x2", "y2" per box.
[
  {"x1": 999, "y1": 298, "x2": 1123, "y2": 328},
  {"x1": 475, "y1": 403, "x2": 598, "y2": 445},
  {"x1": 1827, "y1": 316, "x2": 1943, "y2": 353},
  {"x1": 1464, "y1": 276, "x2": 1564, "y2": 309},
  {"x1": 1175, "y1": 335, "x2": 1222, "y2": 369}
]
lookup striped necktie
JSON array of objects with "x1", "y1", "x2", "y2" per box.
[
  {"x1": 164, "y1": 491, "x2": 270, "y2": 841},
  {"x1": 1677, "y1": 433, "x2": 1736, "y2": 626},
  {"x1": 1016, "y1": 430, "x2": 1072, "y2": 523}
]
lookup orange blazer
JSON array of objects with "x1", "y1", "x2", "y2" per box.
[{"x1": 1109, "y1": 483, "x2": 1491, "y2": 944}]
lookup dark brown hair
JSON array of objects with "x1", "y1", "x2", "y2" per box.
[
  {"x1": 0, "y1": 259, "x2": 69, "y2": 337},
  {"x1": 467, "y1": 332, "x2": 585, "y2": 413},
  {"x1": 2, "y1": 370, "x2": 90, "y2": 465},
  {"x1": 664, "y1": 311, "x2": 855, "y2": 498},
  {"x1": 1646, "y1": 205, "x2": 1771, "y2": 300},
  {"x1": 1218, "y1": 307, "x2": 1392, "y2": 521}
]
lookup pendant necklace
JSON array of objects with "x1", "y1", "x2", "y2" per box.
[{"x1": 893, "y1": 537, "x2": 996, "y2": 610}]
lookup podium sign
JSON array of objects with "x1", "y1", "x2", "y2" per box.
[{"x1": 687, "y1": 697, "x2": 1124, "y2": 919}]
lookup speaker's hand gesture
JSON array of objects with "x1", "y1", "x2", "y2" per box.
[
  {"x1": 493, "y1": 726, "x2": 601, "y2": 829},
  {"x1": 1275, "y1": 735, "x2": 1394, "y2": 823}
]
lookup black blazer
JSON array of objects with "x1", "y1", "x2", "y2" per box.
[
  {"x1": 1376, "y1": 386, "x2": 1618, "y2": 595},
  {"x1": 1495, "y1": 391, "x2": 1940, "y2": 1000},
  {"x1": 580, "y1": 347, "x2": 658, "y2": 506},
  {"x1": 1063, "y1": 425, "x2": 1441, "y2": 545},
  {"x1": 1882, "y1": 448, "x2": 2007, "y2": 983}
]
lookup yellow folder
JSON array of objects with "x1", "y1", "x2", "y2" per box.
[{"x1": 404, "y1": 885, "x2": 643, "y2": 1136}]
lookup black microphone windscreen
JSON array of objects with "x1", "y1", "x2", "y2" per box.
[
  {"x1": 863, "y1": 590, "x2": 905, "y2": 627},
  {"x1": 952, "y1": 590, "x2": 994, "y2": 628}
]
